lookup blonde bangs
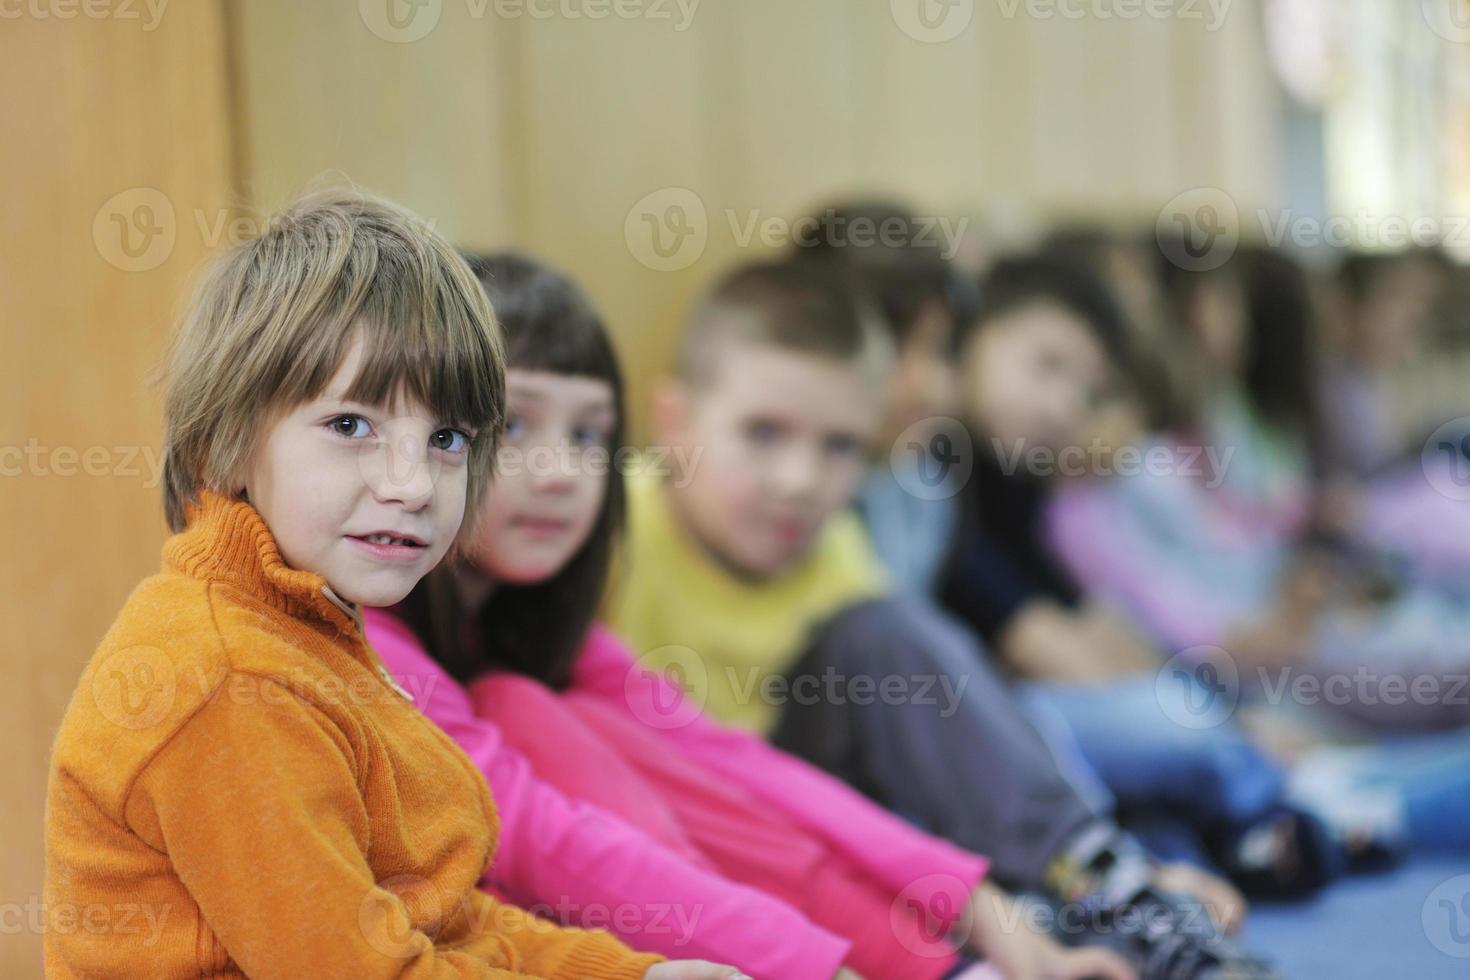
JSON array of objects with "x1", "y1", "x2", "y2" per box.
[{"x1": 160, "y1": 186, "x2": 505, "y2": 538}]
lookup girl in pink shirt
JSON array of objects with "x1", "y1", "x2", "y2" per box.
[{"x1": 365, "y1": 253, "x2": 1134, "y2": 980}]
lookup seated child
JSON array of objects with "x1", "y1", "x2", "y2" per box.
[
  {"x1": 1318, "y1": 249, "x2": 1442, "y2": 480},
  {"x1": 940, "y1": 253, "x2": 1164, "y2": 681},
  {"x1": 367, "y1": 253, "x2": 1128, "y2": 980},
  {"x1": 1316, "y1": 250, "x2": 1470, "y2": 579},
  {"x1": 1040, "y1": 243, "x2": 1324, "y2": 668},
  {"x1": 43, "y1": 188, "x2": 730, "y2": 980},
  {"x1": 943, "y1": 251, "x2": 1410, "y2": 893}
]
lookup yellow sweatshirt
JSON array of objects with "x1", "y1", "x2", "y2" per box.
[
  {"x1": 44, "y1": 489, "x2": 662, "y2": 979},
  {"x1": 609, "y1": 469, "x2": 887, "y2": 734}
]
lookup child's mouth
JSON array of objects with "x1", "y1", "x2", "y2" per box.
[
  {"x1": 515, "y1": 517, "x2": 571, "y2": 540},
  {"x1": 347, "y1": 533, "x2": 428, "y2": 561},
  {"x1": 772, "y1": 519, "x2": 808, "y2": 546}
]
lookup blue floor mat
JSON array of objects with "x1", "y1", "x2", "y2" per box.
[{"x1": 1243, "y1": 858, "x2": 1470, "y2": 978}]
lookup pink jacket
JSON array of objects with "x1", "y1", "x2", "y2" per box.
[{"x1": 364, "y1": 609, "x2": 988, "y2": 979}]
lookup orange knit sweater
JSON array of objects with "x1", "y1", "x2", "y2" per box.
[{"x1": 44, "y1": 489, "x2": 663, "y2": 979}]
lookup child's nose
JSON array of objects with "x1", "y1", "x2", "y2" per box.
[
  {"x1": 531, "y1": 469, "x2": 577, "y2": 495},
  {"x1": 771, "y1": 446, "x2": 823, "y2": 498},
  {"x1": 369, "y1": 435, "x2": 435, "y2": 509}
]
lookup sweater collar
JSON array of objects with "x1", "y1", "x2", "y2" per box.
[{"x1": 163, "y1": 489, "x2": 363, "y2": 637}]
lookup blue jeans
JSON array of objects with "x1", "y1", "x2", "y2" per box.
[
  {"x1": 1020, "y1": 676, "x2": 1287, "y2": 846},
  {"x1": 1289, "y1": 729, "x2": 1470, "y2": 853}
]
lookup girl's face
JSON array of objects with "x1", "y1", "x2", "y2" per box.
[
  {"x1": 961, "y1": 300, "x2": 1110, "y2": 455},
  {"x1": 1189, "y1": 275, "x2": 1248, "y2": 376},
  {"x1": 242, "y1": 337, "x2": 477, "y2": 608},
  {"x1": 468, "y1": 369, "x2": 614, "y2": 585}
]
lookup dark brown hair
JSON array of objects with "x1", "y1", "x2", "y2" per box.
[
  {"x1": 395, "y1": 253, "x2": 625, "y2": 689},
  {"x1": 790, "y1": 200, "x2": 976, "y2": 348},
  {"x1": 676, "y1": 258, "x2": 891, "y2": 387}
]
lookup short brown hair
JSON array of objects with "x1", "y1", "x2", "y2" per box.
[
  {"x1": 159, "y1": 186, "x2": 505, "y2": 541},
  {"x1": 677, "y1": 258, "x2": 891, "y2": 387}
]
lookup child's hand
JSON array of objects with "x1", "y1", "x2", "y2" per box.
[
  {"x1": 1086, "y1": 603, "x2": 1163, "y2": 673},
  {"x1": 1002, "y1": 601, "x2": 1125, "y2": 684},
  {"x1": 644, "y1": 962, "x2": 752, "y2": 980},
  {"x1": 1312, "y1": 478, "x2": 1363, "y2": 538},
  {"x1": 963, "y1": 881, "x2": 1137, "y2": 980},
  {"x1": 1153, "y1": 861, "x2": 1247, "y2": 935}
]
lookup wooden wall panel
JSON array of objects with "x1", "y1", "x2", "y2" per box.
[
  {"x1": 0, "y1": 4, "x2": 238, "y2": 976},
  {"x1": 226, "y1": 1, "x2": 1284, "y2": 442}
]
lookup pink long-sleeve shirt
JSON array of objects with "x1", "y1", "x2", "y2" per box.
[{"x1": 363, "y1": 609, "x2": 988, "y2": 979}]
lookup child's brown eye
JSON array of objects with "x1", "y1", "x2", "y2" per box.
[
  {"x1": 329, "y1": 415, "x2": 372, "y2": 438},
  {"x1": 431, "y1": 429, "x2": 470, "y2": 453},
  {"x1": 571, "y1": 425, "x2": 610, "y2": 449},
  {"x1": 745, "y1": 420, "x2": 782, "y2": 445},
  {"x1": 824, "y1": 434, "x2": 860, "y2": 458}
]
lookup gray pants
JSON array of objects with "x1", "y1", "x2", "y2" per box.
[{"x1": 769, "y1": 595, "x2": 1105, "y2": 889}]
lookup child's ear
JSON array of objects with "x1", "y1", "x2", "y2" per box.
[{"x1": 650, "y1": 377, "x2": 691, "y2": 447}]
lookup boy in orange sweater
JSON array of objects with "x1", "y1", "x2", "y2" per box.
[{"x1": 43, "y1": 188, "x2": 740, "y2": 980}]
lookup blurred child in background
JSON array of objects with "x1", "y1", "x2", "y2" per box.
[
  {"x1": 1318, "y1": 251, "x2": 1442, "y2": 480},
  {"x1": 942, "y1": 249, "x2": 1358, "y2": 896},
  {"x1": 608, "y1": 247, "x2": 1278, "y2": 980}
]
